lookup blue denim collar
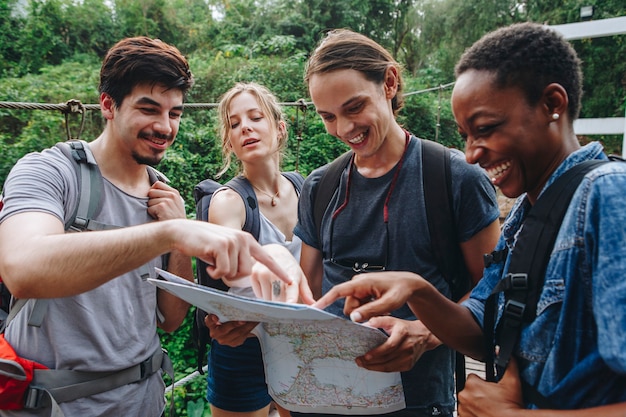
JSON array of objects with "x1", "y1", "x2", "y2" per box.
[{"x1": 502, "y1": 141, "x2": 606, "y2": 250}]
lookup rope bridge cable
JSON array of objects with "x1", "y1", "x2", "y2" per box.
[
  {"x1": 402, "y1": 81, "x2": 455, "y2": 97},
  {"x1": 0, "y1": 99, "x2": 317, "y2": 144},
  {"x1": 0, "y1": 101, "x2": 100, "y2": 111},
  {"x1": 0, "y1": 82, "x2": 455, "y2": 140},
  {"x1": 0, "y1": 82, "x2": 455, "y2": 113},
  {"x1": 0, "y1": 101, "x2": 295, "y2": 111}
]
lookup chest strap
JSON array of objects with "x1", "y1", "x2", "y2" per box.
[{"x1": 24, "y1": 348, "x2": 173, "y2": 413}]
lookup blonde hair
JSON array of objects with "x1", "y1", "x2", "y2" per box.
[{"x1": 216, "y1": 82, "x2": 287, "y2": 178}]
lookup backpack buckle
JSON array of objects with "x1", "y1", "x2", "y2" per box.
[
  {"x1": 23, "y1": 385, "x2": 45, "y2": 409},
  {"x1": 506, "y1": 273, "x2": 528, "y2": 290},
  {"x1": 68, "y1": 141, "x2": 88, "y2": 162},
  {"x1": 503, "y1": 299, "x2": 526, "y2": 326},
  {"x1": 139, "y1": 350, "x2": 162, "y2": 379},
  {"x1": 139, "y1": 356, "x2": 154, "y2": 379},
  {"x1": 71, "y1": 216, "x2": 89, "y2": 230},
  {"x1": 483, "y1": 248, "x2": 508, "y2": 267}
]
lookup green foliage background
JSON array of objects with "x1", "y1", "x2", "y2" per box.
[{"x1": 0, "y1": 0, "x2": 624, "y2": 415}]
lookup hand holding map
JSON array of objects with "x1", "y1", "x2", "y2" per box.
[{"x1": 149, "y1": 268, "x2": 405, "y2": 415}]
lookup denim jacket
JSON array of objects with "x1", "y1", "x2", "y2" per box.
[{"x1": 463, "y1": 142, "x2": 626, "y2": 408}]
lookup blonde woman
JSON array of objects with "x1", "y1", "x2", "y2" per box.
[{"x1": 204, "y1": 82, "x2": 303, "y2": 417}]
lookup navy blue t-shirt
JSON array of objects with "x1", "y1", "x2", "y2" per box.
[{"x1": 294, "y1": 136, "x2": 499, "y2": 415}]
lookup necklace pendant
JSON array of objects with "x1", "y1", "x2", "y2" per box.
[{"x1": 271, "y1": 197, "x2": 277, "y2": 206}]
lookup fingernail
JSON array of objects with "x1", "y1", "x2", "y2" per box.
[{"x1": 350, "y1": 311, "x2": 362, "y2": 322}]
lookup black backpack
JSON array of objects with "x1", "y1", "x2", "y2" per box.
[
  {"x1": 192, "y1": 171, "x2": 304, "y2": 372},
  {"x1": 0, "y1": 140, "x2": 167, "y2": 331},
  {"x1": 483, "y1": 157, "x2": 622, "y2": 407},
  {"x1": 312, "y1": 138, "x2": 471, "y2": 392}
]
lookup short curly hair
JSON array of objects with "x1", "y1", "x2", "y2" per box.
[{"x1": 455, "y1": 22, "x2": 583, "y2": 121}]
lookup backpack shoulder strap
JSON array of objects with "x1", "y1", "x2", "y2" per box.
[
  {"x1": 484, "y1": 159, "x2": 609, "y2": 385},
  {"x1": 225, "y1": 176, "x2": 260, "y2": 240},
  {"x1": 313, "y1": 151, "x2": 353, "y2": 243},
  {"x1": 145, "y1": 166, "x2": 170, "y2": 272},
  {"x1": 193, "y1": 178, "x2": 222, "y2": 222},
  {"x1": 193, "y1": 178, "x2": 230, "y2": 290},
  {"x1": 55, "y1": 140, "x2": 106, "y2": 232},
  {"x1": 282, "y1": 171, "x2": 305, "y2": 195},
  {"x1": 421, "y1": 139, "x2": 468, "y2": 301},
  {"x1": 147, "y1": 166, "x2": 169, "y2": 184}
]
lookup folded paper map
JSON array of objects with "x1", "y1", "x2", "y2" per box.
[{"x1": 149, "y1": 268, "x2": 405, "y2": 415}]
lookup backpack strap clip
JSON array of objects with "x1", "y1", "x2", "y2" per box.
[
  {"x1": 501, "y1": 273, "x2": 529, "y2": 291},
  {"x1": 24, "y1": 386, "x2": 46, "y2": 410},
  {"x1": 483, "y1": 248, "x2": 509, "y2": 268},
  {"x1": 139, "y1": 349, "x2": 164, "y2": 378},
  {"x1": 495, "y1": 298, "x2": 527, "y2": 372},
  {"x1": 502, "y1": 299, "x2": 526, "y2": 328},
  {"x1": 68, "y1": 140, "x2": 89, "y2": 163}
]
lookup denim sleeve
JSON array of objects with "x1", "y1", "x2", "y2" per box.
[
  {"x1": 586, "y1": 165, "x2": 626, "y2": 373},
  {"x1": 461, "y1": 237, "x2": 508, "y2": 328}
]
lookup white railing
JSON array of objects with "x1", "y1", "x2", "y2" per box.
[{"x1": 550, "y1": 16, "x2": 626, "y2": 157}]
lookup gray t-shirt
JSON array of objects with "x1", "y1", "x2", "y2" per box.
[
  {"x1": 0, "y1": 145, "x2": 166, "y2": 416},
  {"x1": 294, "y1": 136, "x2": 500, "y2": 415}
]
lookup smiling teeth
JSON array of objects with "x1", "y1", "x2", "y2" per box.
[
  {"x1": 487, "y1": 161, "x2": 511, "y2": 179},
  {"x1": 348, "y1": 132, "x2": 366, "y2": 144},
  {"x1": 150, "y1": 138, "x2": 166, "y2": 145},
  {"x1": 487, "y1": 161, "x2": 511, "y2": 180}
]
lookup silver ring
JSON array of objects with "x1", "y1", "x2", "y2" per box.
[{"x1": 272, "y1": 280, "x2": 281, "y2": 297}]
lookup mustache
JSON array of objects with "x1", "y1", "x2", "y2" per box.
[{"x1": 139, "y1": 131, "x2": 173, "y2": 141}]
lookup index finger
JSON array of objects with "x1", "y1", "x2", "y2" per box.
[
  {"x1": 312, "y1": 284, "x2": 351, "y2": 310},
  {"x1": 249, "y1": 244, "x2": 292, "y2": 285}
]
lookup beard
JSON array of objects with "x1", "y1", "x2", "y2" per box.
[
  {"x1": 134, "y1": 131, "x2": 171, "y2": 166},
  {"x1": 132, "y1": 149, "x2": 163, "y2": 167}
]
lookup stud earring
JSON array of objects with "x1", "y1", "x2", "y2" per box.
[{"x1": 552, "y1": 113, "x2": 560, "y2": 120}]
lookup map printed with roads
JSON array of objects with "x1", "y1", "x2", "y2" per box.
[{"x1": 150, "y1": 269, "x2": 406, "y2": 414}]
